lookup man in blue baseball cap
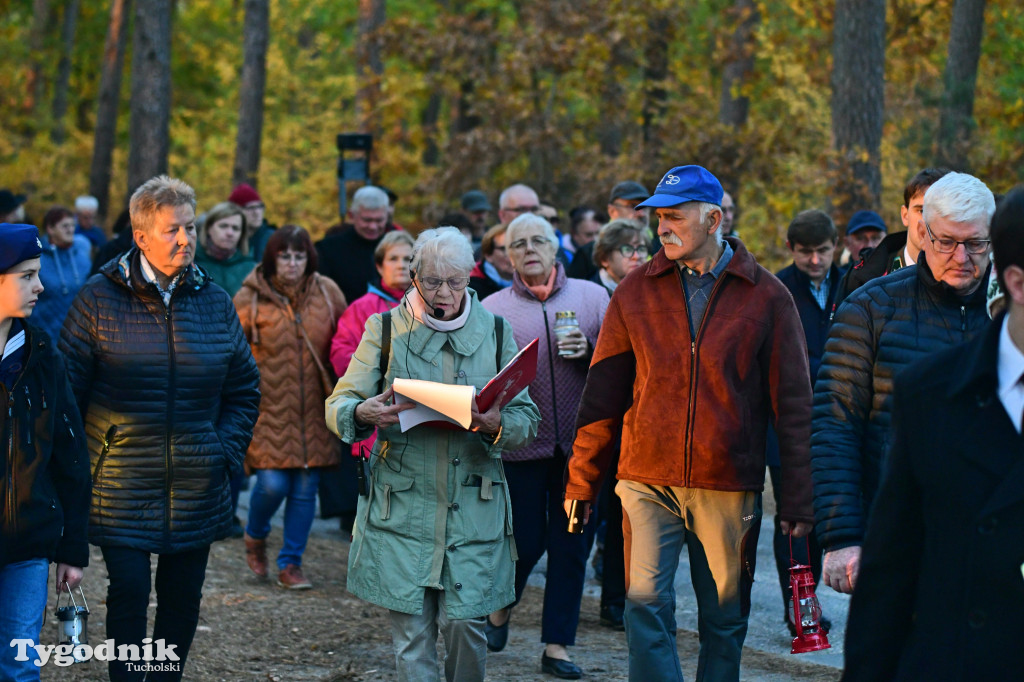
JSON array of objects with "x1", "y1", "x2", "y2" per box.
[{"x1": 565, "y1": 165, "x2": 815, "y2": 681}]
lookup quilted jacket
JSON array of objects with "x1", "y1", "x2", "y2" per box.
[
  {"x1": 59, "y1": 249, "x2": 261, "y2": 553},
  {"x1": 811, "y1": 256, "x2": 990, "y2": 552},
  {"x1": 234, "y1": 268, "x2": 346, "y2": 470}
]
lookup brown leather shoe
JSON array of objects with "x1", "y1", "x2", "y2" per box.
[
  {"x1": 244, "y1": 533, "x2": 268, "y2": 578},
  {"x1": 277, "y1": 564, "x2": 312, "y2": 590}
]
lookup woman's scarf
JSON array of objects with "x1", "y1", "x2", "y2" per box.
[{"x1": 523, "y1": 266, "x2": 557, "y2": 302}]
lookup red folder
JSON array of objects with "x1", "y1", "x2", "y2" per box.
[{"x1": 475, "y1": 337, "x2": 539, "y2": 412}]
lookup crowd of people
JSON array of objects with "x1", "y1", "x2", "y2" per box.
[{"x1": 1, "y1": 160, "x2": 1022, "y2": 682}]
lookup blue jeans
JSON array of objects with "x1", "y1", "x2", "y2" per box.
[
  {"x1": 246, "y1": 468, "x2": 321, "y2": 570},
  {"x1": 0, "y1": 558, "x2": 51, "y2": 682}
]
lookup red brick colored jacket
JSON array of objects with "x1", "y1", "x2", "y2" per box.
[{"x1": 566, "y1": 237, "x2": 814, "y2": 523}]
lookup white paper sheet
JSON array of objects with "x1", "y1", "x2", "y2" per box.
[{"x1": 392, "y1": 378, "x2": 477, "y2": 432}]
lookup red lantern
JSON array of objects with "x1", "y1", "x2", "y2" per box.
[{"x1": 789, "y1": 538, "x2": 831, "y2": 654}]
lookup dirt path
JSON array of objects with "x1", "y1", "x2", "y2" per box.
[{"x1": 40, "y1": 531, "x2": 838, "y2": 681}]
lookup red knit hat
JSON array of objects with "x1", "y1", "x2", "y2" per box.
[{"x1": 228, "y1": 183, "x2": 262, "y2": 206}]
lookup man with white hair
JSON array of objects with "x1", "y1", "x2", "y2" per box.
[
  {"x1": 74, "y1": 195, "x2": 106, "y2": 247},
  {"x1": 565, "y1": 165, "x2": 815, "y2": 681},
  {"x1": 316, "y1": 185, "x2": 394, "y2": 304},
  {"x1": 811, "y1": 171, "x2": 995, "y2": 596}
]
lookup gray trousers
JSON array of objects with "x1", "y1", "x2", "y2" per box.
[
  {"x1": 617, "y1": 480, "x2": 762, "y2": 682},
  {"x1": 389, "y1": 588, "x2": 487, "y2": 682}
]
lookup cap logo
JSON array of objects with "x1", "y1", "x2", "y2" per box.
[
  {"x1": 664, "y1": 175, "x2": 680, "y2": 186},
  {"x1": 36, "y1": 238, "x2": 42, "y2": 248}
]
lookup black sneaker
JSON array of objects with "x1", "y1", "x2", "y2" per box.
[{"x1": 600, "y1": 603, "x2": 625, "y2": 630}]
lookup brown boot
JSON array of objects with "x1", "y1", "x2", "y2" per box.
[
  {"x1": 277, "y1": 564, "x2": 312, "y2": 590},
  {"x1": 244, "y1": 533, "x2": 268, "y2": 578}
]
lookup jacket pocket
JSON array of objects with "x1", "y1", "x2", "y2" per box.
[
  {"x1": 453, "y1": 472, "x2": 506, "y2": 544},
  {"x1": 367, "y1": 470, "x2": 416, "y2": 537}
]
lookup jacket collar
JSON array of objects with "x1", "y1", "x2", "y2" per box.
[
  {"x1": 646, "y1": 236, "x2": 758, "y2": 284},
  {"x1": 102, "y1": 247, "x2": 209, "y2": 301},
  {"x1": 916, "y1": 252, "x2": 992, "y2": 308}
]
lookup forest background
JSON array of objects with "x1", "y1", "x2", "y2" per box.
[{"x1": 1, "y1": 0, "x2": 1022, "y2": 268}]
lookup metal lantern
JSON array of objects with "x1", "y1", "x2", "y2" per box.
[
  {"x1": 789, "y1": 537, "x2": 831, "y2": 654},
  {"x1": 55, "y1": 582, "x2": 90, "y2": 662}
]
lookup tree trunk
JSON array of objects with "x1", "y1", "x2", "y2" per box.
[
  {"x1": 50, "y1": 0, "x2": 81, "y2": 144},
  {"x1": 355, "y1": 0, "x2": 386, "y2": 135},
  {"x1": 830, "y1": 0, "x2": 886, "y2": 218},
  {"x1": 26, "y1": 0, "x2": 52, "y2": 123},
  {"x1": 89, "y1": 0, "x2": 131, "y2": 220},
  {"x1": 126, "y1": 0, "x2": 173, "y2": 199},
  {"x1": 598, "y1": 39, "x2": 631, "y2": 157},
  {"x1": 642, "y1": 11, "x2": 670, "y2": 145},
  {"x1": 719, "y1": 0, "x2": 759, "y2": 129},
  {"x1": 936, "y1": 0, "x2": 987, "y2": 171},
  {"x1": 232, "y1": 0, "x2": 270, "y2": 188}
]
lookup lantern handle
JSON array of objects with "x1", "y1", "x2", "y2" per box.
[
  {"x1": 57, "y1": 580, "x2": 90, "y2": 612},
  {"x1": 788, "y1": 533, "x2": 812, "y2": 568}
]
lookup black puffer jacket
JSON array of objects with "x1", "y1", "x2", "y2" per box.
[
  {"x1": 811, "y1": 256, "x2": 990, "y2": 552},
  {"x1": 1, "y1": 322, "x2": 91, "y2": 569},
  {"x1": 59, "y1": 249, "x2": 261, "y2": 553}
]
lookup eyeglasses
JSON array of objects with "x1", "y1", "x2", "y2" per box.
[
  {"x1": 508, "y1": 236, "x2": 552, "y2": 252},
  {"x1": 503, "y1": 205, "x2": 540, "y2": 215},
  {"x1": 276, "y1": 252, "x2": 308, "y2": 263},
  {"x1": 924, "y1": 222, "x2": 990, "y2": 255},
  {"x1": 617, "y1": 244, "x2": 649, "y2": 258},
  {"x1": 419, "y1": 276, "x2": 469, "y2": 291},
  {"x1": 242, "y1": 203, "x2": 265, "y2": 211}
]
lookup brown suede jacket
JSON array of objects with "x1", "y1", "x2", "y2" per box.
[{"x1": 566, "y1": 237, "x2": 815, "y2": 523}]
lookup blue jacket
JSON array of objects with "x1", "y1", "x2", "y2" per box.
[
  {"x1": 811, "y1": 256, "x2": 990, "y2": 552},
  {"x1": 35, "y1": 235, "x2": 93, "y2": 344}
]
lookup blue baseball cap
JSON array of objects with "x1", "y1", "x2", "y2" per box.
[
  {"x1": 636, "y1": 166, "x2": 724, "y2": 209},
  {"x1": 845, "y1": 210, "x2": 887, "y2": 236}
]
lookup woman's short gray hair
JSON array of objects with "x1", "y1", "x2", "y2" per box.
[
  {"x1": 506, "y1": 213, "x2": 559, "y2": 249},
  {"x1": 411, "y1": 226, "x2": 475, "y2": 277}
]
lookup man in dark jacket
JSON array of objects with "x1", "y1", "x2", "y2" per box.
[
  {"x1": 565, "y1": 166, "x2": 815, "y2": 681},
  {"x1": 60, "y1": 176, "x2": 261, "y2": 682},
  {"x1": 832, "y1": 167, "x2": 950, "y2": 309},
  {"x1": 316, "y1": 185, "x2": 394, "y2": 304},
  {"x1": 768, "y1": 209, "x2": 840, "y2": 633},
  {"x1": 843, "y1": 186, "x2": 1024, "y2": 680},
  {"x1": 811, "y1": 171, "x2": 995, "y2": 596}
]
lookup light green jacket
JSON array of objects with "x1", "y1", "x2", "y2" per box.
[{"x1": 326, "y1": 294, "x2": 540, "y2": 618}]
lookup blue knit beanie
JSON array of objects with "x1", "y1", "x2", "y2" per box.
[{"x1": 0, "y1": 223, "x2": 43, "y2": 273}]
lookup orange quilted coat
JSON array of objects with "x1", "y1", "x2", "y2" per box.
[{"x1": 234, "y1": 268, "x2": 347, "y2": 470}]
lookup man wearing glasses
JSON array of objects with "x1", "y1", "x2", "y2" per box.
[
  {"x1": 497, "y1": 183, "x2": 541, "y2": 225},
  {"x1": 811, "y1": 172, "x2": 995, "y2": 596}
]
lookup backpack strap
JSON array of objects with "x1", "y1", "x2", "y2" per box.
[
  {"x1": 378, "y1": 310, "x2": 392, "y2": 395},
  {"x1": 493, "y1": 314, "x2": 503, "y2": 373}
]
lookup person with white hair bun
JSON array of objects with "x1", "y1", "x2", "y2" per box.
[{"x1": 326, "y1": 226, "x2": 540, "y2": 682}]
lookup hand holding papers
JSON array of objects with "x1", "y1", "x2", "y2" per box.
[{"x1": 392, "y1": 338, "x2": 539, "y2": 432}]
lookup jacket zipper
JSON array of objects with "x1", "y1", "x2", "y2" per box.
[
  {"x1": 960, "y1": 305, "x2": 966, "y2": 332},
  {"x1": 295, "y1": 308, "x2": 309, "y2": 467},
  {"x1": 23, "y1": 385, "x2": 32, "y2": 445},
  {"x1": 5, "y1": 391, "x2": 14, "y2": 534},
  {"x1": 164, "y1": 305, "x2": 176, "y2": 545},
  {"x1": 94, "y1": 424, "x2": 117, "y2": 480},
  {"x1": 679, "y1": 269, "x2": 730, "y2": 487},
  {"x1": 540, "y1": 301, "x2": 561, "y2": 449}
]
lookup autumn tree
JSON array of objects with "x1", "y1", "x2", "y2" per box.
[
  {"x1": 89, "y1": 0, "x2": 132, "y2": 220},
  {"x1": 355, "y1": 0, "x2": 386, "y2": 135},
  {"x1": 126, "y1": 0, "x2": 173, "y2": 198},
  {"x1": 719, "y1": 0, "x2": 759, "y2": 129},
  {"x1": 50, "y1": 0, "x2": 81, "y2": 144},
  {"x1": 233, "y1": 0, "x2": 270, "y2": 188},
  {"x1": 830, "y1": 0, "x2": 886, "y2": 218},
  {"x1": 936, "y1": 0, "x2": 988, "y2": 171}
]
